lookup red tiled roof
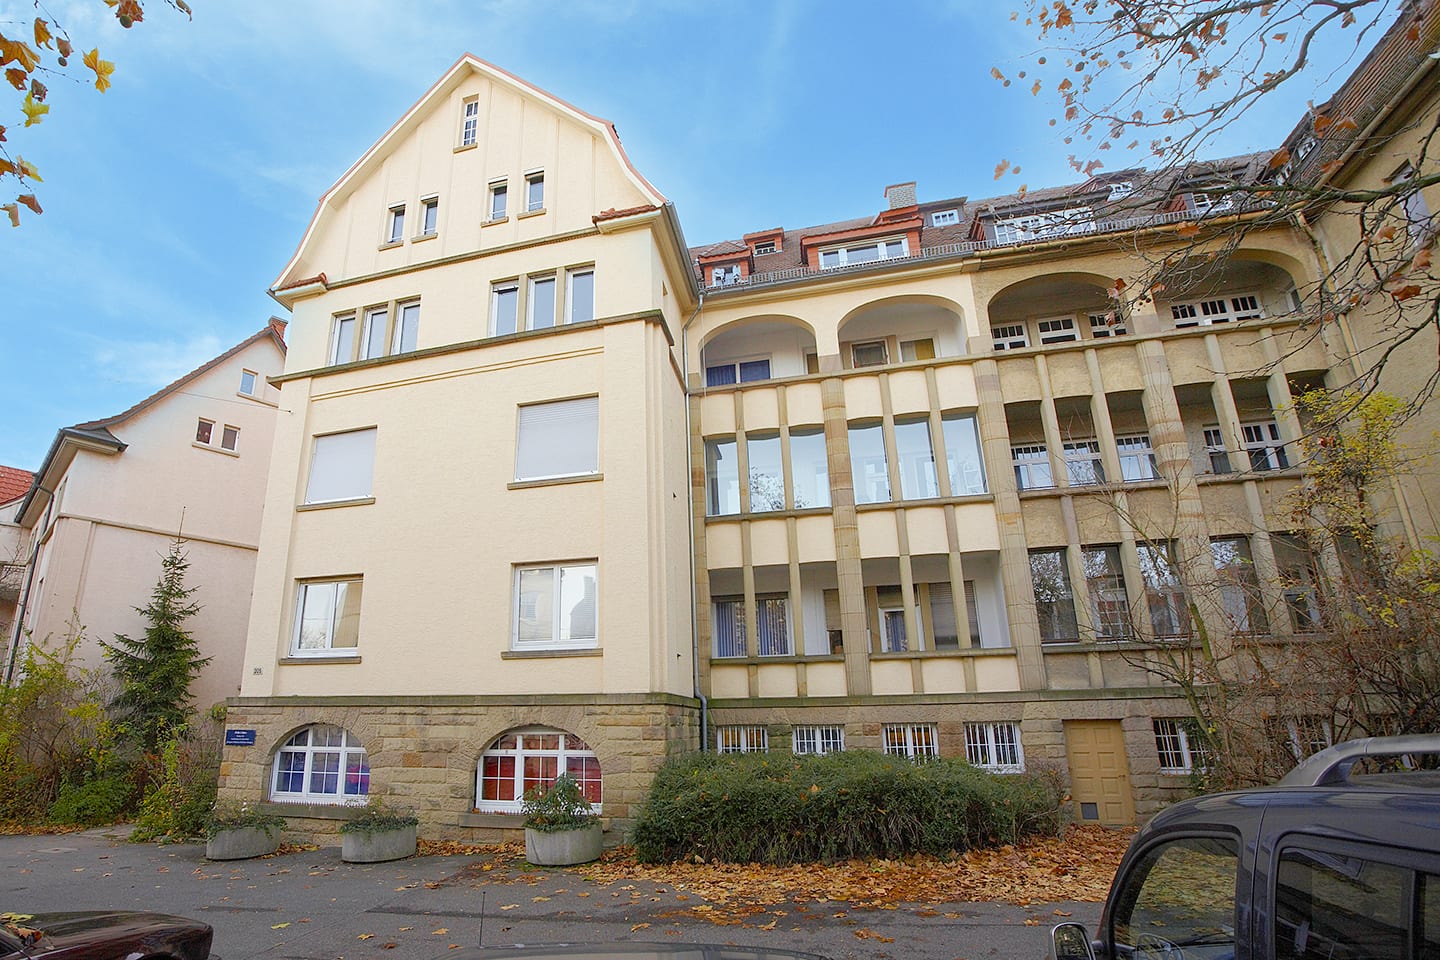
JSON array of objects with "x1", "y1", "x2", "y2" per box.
[{"x1": 0, "y1": 465, "x2": 33, "y2": 505}]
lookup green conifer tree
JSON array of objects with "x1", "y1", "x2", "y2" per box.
[{"x1": 101, "y1": 537, "x2": 210, "y2": 755}]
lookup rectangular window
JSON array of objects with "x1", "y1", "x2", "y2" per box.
[
  {"x1": 525, "y1": 172, "x2": 544, "y2": 212},
  {"x1": 1031, "y1": 548, "x2": 1079, "y2": 642},
  {"x1": 992, "y1": 323, "x2": 1029, "y2": 350},
  {"x1": 329, "y1": 314, "x2": 357, "y2": 366},
  {"x1": 566, "y1": 267, "x2": 595, "y2": 324},
  {"x1": 711, "y1": 264, "x2": 741, "y2": 286},
  {"x1": 420, "y1": 197, "x2": 438, "y2": 237},
  {"x1": 712, "y1": 598, "x2": 746, "y2": 658},
  {"x1": 387, "y1": 204, "x2": 405, "y2": 244},
  {"x1": 851, "y1": 340, "x2": 888, "y2": 367},
  {"x1": 1274, "y1": 845, "x2": 1422, "y2": 960},
  {"x1": 514, "y1": 562, "x2": 598, "y2": 649},
  {"x1": 1037, "y1": 316, "x2": 1078, "y2": 344},
  {"x1": 1138, "y1": 541, "x2": 1189, "y2": 638},
  {"x1": 877, "y1": 588, "x2": 919, "y2": 652},
  {"x1": 391, "y1": 301, "x2": 419, "y2": 354},
  {"x1": 705, "y1": 438, "x2": 740, "y2": 516},
  {"x1": 1116, "y1": 434, "x2": 1158, "y2": 481},
  {"x1": 195, "y1": 418, "x2": 213, "y2": 445},
  {"x1": 528, "y1": 275, "x2": 557, "y2": 330},
  {"x1": 818, "y1": 237, "x2": 907, "y2": 269},
  {"x1": 306, "y1": 428, "x2": 377, "y2": 504},
  {"x1": 460, "y1": 98, "x2": 478, "y2": 146},
  {"x1": 1088, "y1": 312, "x2": 1128, "y2": 337},
  {"x1": 1171, "y1": 293, "x2": 1263, "y2": 328},
  {"x1": 926, "y1": 582, "x2": 983, "y2": 649},
  {"x1": 1063, "y1": 440, "x2": 1105, "y2": 486},
  {"x1": 716, "y1": 725, "x2": 768, "y2": 754},
  {"x1": 292, "y1": 579, "x2": 363, "y2": 656},
  {"x1": 1211, "y1": 536, "x2": 1268, "y2": 634},
  {"x1": 788, "y1": 428, "x2": 830, "y2": 509},
  {"x1": 1083, "y1": 545, "x2": 1132, "y2": 640},
  {"x1": 992, "y1": 206, "x2": 1094, "y2": 244},
  {"x1": 942, "y1": 412, "x2": 987, "y2": 495},
  {"x1": 1203, "y1": 426, "x2": 1233, "y2": 474},
  {"x1": 220, "y1": 425, "x2": 239, "y2": 452},
  {"x1": 1153, "y1": 718, "x2": 1208, "y2": 773},
  {"x1": 900, "y1": 337, "x2": 936, "y2": 362},
  {"x1": 752, "y1": 239, "x2": 777, "y2": 255},
  {"x1": 849, "y1": 423, "x2": 890, "y2": 504},
  {"x1": 239, "y1": 369, "x2": 258, "y2": 396},
  {"x1": 882, "y1": 723, "x2": 938, "y2": 759},
  {"x1": 1273, "y1": 533, "x2": 1321, "y2": 633},
  {"x1": 1242, "y1": 420, "x2": 1288, "y2": 471},
  {"x1": 792, "y1": 725, "x2": 844, "y2": 755},
  {"x1": 747, "y1": 434, "x2": 785, "y2": 511},
  {"x1": 1392, "y1": 162, "x2": 1433, "y2": 242},
  {"x1": 1012, "y1": 443, "x2": 1053, "y2": 490},
  {"x1": 489, "y1": 181, "x2": 508, "y2": 221},
  {"x1": 515, "y1": 397, "x2": 599, "y2": 481},
  {"x1": 964, "y1": 722, "x2": 1024, "y2": 772},
  {"x1": 361, "y1": 307, "x2": 388, "y2": 360},
  {"x1": 930, "y1": 209, "x2": 959, "y2": 226},
  {"x1": 705, "y1": 358, "x2": 771, "y2": 386},
  {"x1": 895, "y1": 418, "x2": 939, "y2": 500},
  {"x1": 491, "y1": 281, "x2": 519, "y2": 336}
]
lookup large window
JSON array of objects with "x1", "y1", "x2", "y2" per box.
[
  {"x1": 792, "y1": 725, "x2": 845, "y2": 755},
  {"x1": 291, "y1": 579, "x2": 363, "y2": 657},
  {"x1": 1211, "y1": 536, "x2": 1268, "y2": 634},
  {"x1": 818, "y1": 237, "x2": 907, "y2": 268},
  {"x1": 328, "y1": 301, "x2": 419, "y2": 365},
  {"x1": 1170, "y1": 293, "x2": 1262, "y2": 328},
  {"x1": 964, "y1": 722, "x2": 1024, "y2": 772},
  {"x1": 713, "y1": 595, "x2": 791, "y2": 658},
  {"x1": 271, "y1": 724, "x2": 369, "y2": 804},
  {"x1": 927, "y1": 582, "x2": 984, "y2": 649},
  {"x1": 1013, "y1": 443, "x2": 1053, "y2": 490},
  {"x1": 992, "y1": 206, "x2": 1094, "y2": 244},
  {"x1": 1037, "y1": 316, "x2": 1079, "y2": 344},
  {"x1": 515, "y1": 397, "x2": 599, "y2": 482},
  {"x1": 476, "y1": 727, "x2": 601, "y2": 814},
  {"x1": 705, "y1": 358, "x2": 770, "y2": 386},
  {"x1": 942, "y1": 413, "x2": 987, "y2": 495},
  {"x1": 789, "y1": 428, "x2": 830, "y2": 508},
  {"x1": 894, "y1": 418, "x2": 939, "y2": 499},
  {"x1": 716, "y1": 725, "x2": 768, "y2": 753},
  {"x1": 492, "y1": 281, "x2": 519, "y2": 336},
  {"x1": 1273, "y1": 534, "x2": 1321, "y2": 633},
  {"x1": 882, "y1": 723, "x2": 938, "y2": 759},
  {"x1": 705, "y1": 437, "x2": 740, "y2": 515},
  {"x1": 1083, "y1": 545, "x2": 1132, "y2": 640},
  {"x1": 514, "y1": 562, "x2": 597, "y2": 650},
  {"x1": 849, "y1": 423, "x2": 890, "y2": 504},
  {"x1": 747, "y1": 434, "x2": 785, "y2": 511},
  {"x1": 1241, "y1": 420, "x2": 1289, "y2": 471},
  {"x1": 1138, "y1": 541, "x2": 1189, "y2": 638},
  {"x1": 305, "y1": 428, "x2": 377, "y2": 504},
  {"x1": 1063, "y1": 440, "x2": 1105, "y2": 486},
  {"x1": 1116, "y1": 434, "x2": 1158, "y2": 481},
  {"x1": 1031, "y1": 549, "x2": 1079, "y2": 642}
]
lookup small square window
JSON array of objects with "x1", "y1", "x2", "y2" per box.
[
  {"x1": 386, "y1": 204, "x2": 405, "y2": 244},
  {"x1": 239, "y1": 370, "x2": 258, "y2": 396},
  {"x1": 489, "y1": 181, "x2": 508, "y2": 221},
  {"x1": 420, "y1": 197, "x2": 438, "y2": 237},
  {"x1": 195, "y1": 419, "x2": 214, "y2": 445},
  {"x1": 220, "y1": 425, "x2": 240, "y2": 452},
  {"x1": 292, "y1": 579, "x2": 363, "y2": 656},
  {"x1": 753, "y1": 239, "x2": 777, "y2": 255},
  {"x1": 525, "y1": 172, "x2": 544, "y2": 212},
  {"x1": 851, "y1": 340, "x2": 888, "y2": 368}
]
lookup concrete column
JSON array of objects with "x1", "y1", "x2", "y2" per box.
[
  {"x1": 1035, "y1": 354, "x2": 1069, "y2": 490},
  {"x1": 688, "y1": 391, "x2": 714, "y2": 693},
  {"x1": 820, "y1": 376, "x2": 871, "y2": 696}
]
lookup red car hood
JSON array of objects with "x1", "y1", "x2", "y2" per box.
[{"x1": 12, "y1": 911, "x2": 212, "y2": 959}]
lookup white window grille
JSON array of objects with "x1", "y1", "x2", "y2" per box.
[
  {"x1": 1153, "y1": 719, "x2": 1209, "y2": 773},
  {"x1": 460, "y1": 99, "x2": 478, "y2": 147},
  {"x1": 882, "y1": 723, "x2": 938, "y2": 759},
  {"x1": 792, "y1": 725, "x2": 845, "y2": 755},
  {"x1": 476, "y1": 727, "x2": 601, "y2": 814},
  {"x1": 1115, "y1": 434, "x2": 1158, "y2": 481},
  {"x1": 1012, "y1": 443, "x2": 1053, "y2": 490},
  {"x1": 1088, "y1": 312, "x2": 1128, "y2": 337},
  {"x1": 1037, "y1": 316, "x2": 1078, "y2": 344},
  {"x1": 1107, "y1": 181, "x2": 1134, "y2": 201},
  {"x1": 964, "y1": 722, "x2": 1024, "y2": 772},
  {"x1": 930, "y1": 209, "x2": 960, "y2": 226},
  {"x1": 1062, "y1": 440, "x2": 1105, "y2": 486},
  {"x1": 716, "y1": 725, "x2": 769, "y2": 754},
  {"x1": 1203, "y1": 427, "x2": 1233, "y2": 474},
  {"x1": 992, "y1": 206, "x2": 1095, "y2": 244},
  {"x1": 1171, "y1": 293, "x2": 1263, "y2": 328},
  {"x1": 1241, "y1": 421, "x2": 1289, "y2": 471},
  {"x1": 272, "y1": 724, "x2": 370, "y2": 803},
  {"x1": 818, "y1": 237, "x2": 908, "y2": 269}
]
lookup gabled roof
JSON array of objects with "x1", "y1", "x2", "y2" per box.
[
  {"x1": 273, "y1": 54, "x2": 669, "y2": 293},
  {"x1": 0, "y1": 466, "x2": 33, "y2": 507},
  {"x1": 14, "y1": 322, "x2": 287, "y2": 526}
]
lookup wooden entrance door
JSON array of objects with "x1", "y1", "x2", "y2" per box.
[{"x1": 1064, "y1": 720, "x2": 1136, "y2": 825}]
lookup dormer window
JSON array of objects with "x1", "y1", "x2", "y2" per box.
[
  {"x1": 992, "y1": 207, "x2": 1094, "y2": 245},
  {"x1": 930, "y1": 209, "x2": 960, "y2": 226},
  {"x1": 753, "y1": 239, "x2": 777, "y2": 256},
  {"x1": 818, "y1": 237, "x2": 907, "y2": 269},
  {"x1": 711, "y1": 264, "x2": 742, "y2": 286},
  {"x1": 1188, "y1": 187, "x2": 1235, "y2": 215},
  {"x1": 1108, "y1": 182, "x2": 1134, "y2": 201}
]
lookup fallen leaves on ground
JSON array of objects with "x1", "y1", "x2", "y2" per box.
[{"x1": 267, "y1": 844, "x2": 319, "y2": 857}]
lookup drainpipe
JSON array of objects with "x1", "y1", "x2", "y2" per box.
[
  {"x1": 680, "y1": 289, "x2": 707, "y2": 750},
  {"x1": 5, "y1": 485, "x2": 52, "y2": 687}
]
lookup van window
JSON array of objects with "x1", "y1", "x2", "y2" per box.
[
  {"x1": 1274, "y1": 844, "x2": 1436, "y2": 960},
  {"x1": 1111, "y1": 836, "x2": 1238, "y2": 959}
]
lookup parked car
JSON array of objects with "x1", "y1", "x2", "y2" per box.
[
  {"x1": 0, "y1": 911, "x2": 213, "y2": 960},
  {"x1": 1051, "y1": 734, "x2": 1440, "y2": 960}
]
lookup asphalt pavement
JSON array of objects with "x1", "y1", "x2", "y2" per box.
[{"x1": 0, "y1": 828, "x2": 1101, "y2": 960}]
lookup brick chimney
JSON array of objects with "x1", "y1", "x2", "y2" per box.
[{"x1": 884, "y1": 181, "x2": 916, "y2": 210}]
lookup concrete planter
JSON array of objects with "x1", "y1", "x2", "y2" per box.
[
  {"x1": 206, "y1": 825, "x2": 281, "y2": 861},
  {"x1": 341, "y1": 824, "x2": 417, "y2": 863},
  {"x1": 525, "y1": 822, "x2": 603, "y2": 866}
]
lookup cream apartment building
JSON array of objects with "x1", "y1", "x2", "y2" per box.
[
  {"x1": 6, "y1": 324, "x2": 286, "y2": 710},
  {"x1": 221, "y1": 10, "x2": 1438, "y2": 836}
]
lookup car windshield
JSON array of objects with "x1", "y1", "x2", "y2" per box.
[{"x1": 1111, "y1": 836, "x2": 1239, "y2": 960}]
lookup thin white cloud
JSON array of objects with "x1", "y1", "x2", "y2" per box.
[{"x1": 88, "y1": 334, "x2": 227, "y2": 388}]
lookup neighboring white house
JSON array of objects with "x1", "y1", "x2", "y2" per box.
[
  {"x1": 0, "y1": 465, "x2": 35, "y2": 644},
  {"x1": 5, "y1": 321, "x2": 287, "y2": 711}
]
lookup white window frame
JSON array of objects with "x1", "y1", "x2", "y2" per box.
[
  {"x1": 716, "y1": 725, "x2": 768, "y2": 754},
  {"x1": 1107, "y1": 181, "x2": 1134, "y2": 200},
  {"x1": 992, "y1": 206, "x2": 1094, "y2": 244},
  {"x1": 1202, "y1": 427, "x2": 1233, "y2": 474},
  {"x1": 1188, "y1": 187, "x2": 1235, "y2": 216},
  {"x1": 386, "y1": 204, "x2": 405, "y2": 244},
  {"x1": 488, "y1": 180, "x2": 508, "y2": 221},
  {"x1": 514, "y1": 396, "x2": 599, "y2": 482},
  {"x1": 512, "y1": 562, "x2": 599, "y2": 651},
  {"x1": 752, "y1": 239, "x2": 777, "y2": 255},
  {"x1": 964, "y1": 722, "x2": 1024, "y2": 773},
  {"x1": 391, "y1": 301, "x2": 420, "y2": 354},
  {"x1": 1241, "y1": 420, "x2": 1289, "y2": 471},
  {"x1": 1116, "y1": 434, "x2": 1158, "y2": 482},
  {"x1": 491, "y1": 281, "x2": 520, "y2": 336},
  {"x1": 239, "y1": 369, "x2": 258, "y2": 396},
  {"x1": 710, "y1": 264, "x2": 741, "y2": 286},
  {"x1": 1153, "y1": 718, "x2": 1207, "y2": 774},
  {"x1": 305, "y1": 428, "x2": 377, "y2": 505},
  {"x1": 930, "y1": 209, "x2": 960, "y2": 226},
  {"x1": 1012, "y1": 443, "x2": 1053, "y2": 490},
  {"x1": 566, "y1": 267, "x2": 595, "y2": 324},
  {"x1": 475, "y1": 727, "x2": 601, "y2": 815},
  {"x1": 290, "y1": 578, "x2": 363, "y2": 658},
  {"x1": 525, "y1": 171, "x2": 545, "y2": 213},
  {"x1": 527, "y1": 273, "x2": 558, "y2": 331},
  {"x1": 792, "y1": 725, "x2": 845, "y2": 755},
  {"x1": 220, "y1": 424, "x2": 240, "y2": 452},
  {"x1": 992, "y1": 323, "x2": 1029, "y2": 350},
  {"x1": 705, "y1": 357, "x2": 771, "y2": 386},
  {"x1": 1088, "y1": 312, "x2": 1128, "y2": 337},
  {"x1": 360, "y1": 306, "x2": 389, "y2": 360},
  {"x1": 329, "y1": 313, "x2": 357, "y2": 366},
  {"x1": 419, "y1": 196, "x2": 439, "y2": 237},
  {"x1": 882, "y1": 723, "x2": 938, "y2": 760},
  {"x1": 1170, "y1": 292, "x2": 1263, "y2": 328},
  {"x1": 1037, "y1": 316, "x2": 1078, "y2": 345},
  {"x1": 817, "y1": 236, "x2": 908, "y2": 269},
  {"x1": 271, "y1": 725, "x2": 370, "y2": 805},
  {"x1": 460, "y1": 98, "x2": 479, "y2": 147}
]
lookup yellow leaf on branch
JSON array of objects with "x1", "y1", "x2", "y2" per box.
[
  {"x1": 21, "y1": 92, "x2": 48, "y2": 127},
  {"x1": 33, "y1": 19, "x2": 53, "y2": 50},
  {"x1": 83, "y1": 48, "x2": 114, "y2": 92}
]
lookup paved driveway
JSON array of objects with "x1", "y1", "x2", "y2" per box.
[{"x1": 1, "y1": 829, "x2": 1101, "y2": 960}]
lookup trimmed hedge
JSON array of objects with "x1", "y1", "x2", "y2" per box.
[{"x1": 631, "y1": 750, "x2": 1063, "y2": 864}]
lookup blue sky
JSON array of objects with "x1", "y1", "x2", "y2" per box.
[{"x1": 0, "y1": 0, "x2": 1387, "y2": 470}]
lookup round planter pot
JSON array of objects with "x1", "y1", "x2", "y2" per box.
[
  {"x1": 525, "y1": 822, "x2": 603, "y2": 866},
  {"x1": 206, "y1": 826, "x2": 281, "y2": 861},
  {"x1": 341, "y1": 825, "x2": 417, "y2": 863}
]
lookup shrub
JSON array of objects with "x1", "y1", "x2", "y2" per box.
[
  {"x1": 522, "y1": 774, "x2": 597, "y2": 833},
  {"x1": 339, "y1": 797, "x2": 418, "y2": 837},
  {"x1": 204, "y1": 803, "x2": 286, "y2": 840},
  {"x1": 47, "y1": 774, "x2": 133, "y2": 827},
  {"x1": 631, "y1": 750, "x2": 1062, "y2": 864},
  {"x1": 130, "y1": 725, "x2": 219, "y2": 842}
]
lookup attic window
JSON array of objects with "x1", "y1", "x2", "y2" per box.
[
  {"x1": 992, "y1": 207, "x2": 1094, "y2": 245},
  {"x1": 461, "y1": 98, "x2": 479, "y2": 147},
  {"x1": 753, "y1": 239, "x2": 777, "y2": 256},
  {"x1": 818, "y1": 237, "x2": 907, "y2": 269},
  {"x1": 712, "y1": 264, "x2": 742, "y2": 286},
  {"x1": 930, "y1": 210, "x2": 959, "y2": 226},
  {"x1": 1108, "y1": 182, "x2": 1134, "y2": 201}
]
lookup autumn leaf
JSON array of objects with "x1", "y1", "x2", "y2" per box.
[
  {"x1": 1267, "y1": 148, "x2": 1291, "y2": 170},
  {"x1": 1391, "y1": 284, "x2": 1422, "y2": 301},
  {"x1": 357, "y1": 934, "x2": 374, "y2": 940},
  {"x1": 83, "y1": 48, "x2": 114, "y2": 92},
  {"x1": 21, "y1": 92, "x2": 48, "y2": 127},
  {"x1": 0, "y1": 36, "x2": 41, "y2": 72},
  {"x1": 1374, "y1": 224, "x2": 1397, "y2": 242},
  {"x1": 2, "y1": 203, "x2": 19, "y2": 228},
  {"x1": 994, "y1": 159, "x2": 1011, "y2": 180},
  {"x1": 630, "y1": 923, "x2": 651, "y2": 932},
  {"x1": 1176, "y1": 222, "x2": 1201, "y2": 237},
  {"x1": 32, "y1": 19, "x2": 53, "y2": 49},
  {"x1": 270, "y1": 923, "x2": 290, "y2": 930},
  {"x1": 431, "y1": 929, "x2": 450, "y2": 936},
  {"x1": 56, "y1": 38, "x2": 71, "y2": 59}
]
